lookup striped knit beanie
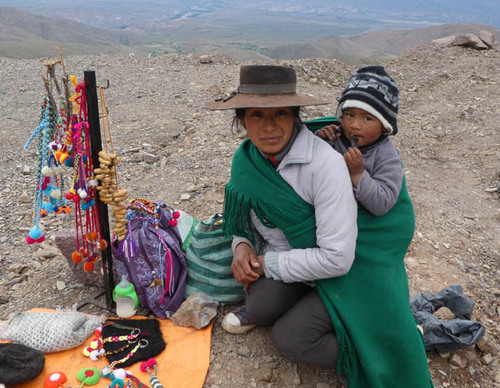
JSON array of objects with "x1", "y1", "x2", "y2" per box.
[{"x1": 337, "y1": 66, "x2": 399, "y2": 135}]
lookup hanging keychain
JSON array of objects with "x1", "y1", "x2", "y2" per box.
[{"x1": 140, "y1": 358, "x2": 164, "y2": 388}]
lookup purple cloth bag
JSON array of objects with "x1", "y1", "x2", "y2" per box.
[{"x1": 112, "y1": 202, "x2": 187, "y2": 318}]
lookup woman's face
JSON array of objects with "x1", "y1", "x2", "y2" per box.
[{"x1": 241, "y1": 107, "x2": 295, "y2": 155}]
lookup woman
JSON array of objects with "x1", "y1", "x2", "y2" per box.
[
  {"x1": 206, "y1": 65, "x2": 433, "y2": 388},
  {"x1": 206, "y1": 65, "x2": 358, "y2": 370}
]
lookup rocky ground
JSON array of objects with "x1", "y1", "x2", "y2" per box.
[{"x1": 0, "y1": 43, "x2": 499, "y2": 388}]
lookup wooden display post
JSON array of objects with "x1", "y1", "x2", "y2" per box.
[{"x1": 78, "y1": 70, "x2": 115, "y2": 310}]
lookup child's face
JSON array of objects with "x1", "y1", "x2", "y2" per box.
[{"x1": 341, "y1": 107, "x2": 384, "y2": 147}]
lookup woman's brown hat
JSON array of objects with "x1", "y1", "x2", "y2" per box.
[{"x1": 206, "y1": 65, "x2": 329, "y2": 110}]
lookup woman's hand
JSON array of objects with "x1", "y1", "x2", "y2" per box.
[
  {"x1": 344, "y1": 147, "x2": 364, "y2": 187},
  {"x1": 231, "y1": 242, "x2": 263, "y2": 290},
  {"x1": 315, "y1": 124, "x2": 341, "y2": 142}
]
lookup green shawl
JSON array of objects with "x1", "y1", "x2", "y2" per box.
[
  {"x1": 223, "y1": 139, "x2": 433, "y2": 388},
  {"x1": 223, "y1": 139, "x2": 316, "y2": 248}
]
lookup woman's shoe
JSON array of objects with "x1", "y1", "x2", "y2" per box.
[{"x1": 221, "y1": 305, "x2": 257, "y2": 334}]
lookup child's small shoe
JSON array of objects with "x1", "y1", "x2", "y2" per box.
[{"x1": 221, "y1": 305, "x2": 257, "y2": 334}]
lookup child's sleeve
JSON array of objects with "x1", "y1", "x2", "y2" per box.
[{"x1": 355, "y1": 147, "x2": 403, "y2": 216}]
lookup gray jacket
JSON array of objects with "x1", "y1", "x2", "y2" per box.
[
  {"x1": 333, "y1": 136, "x2": 403, "y2": 216},
  {"x1": 232, "y1": 126, "x2": 358, "y2": 283}
]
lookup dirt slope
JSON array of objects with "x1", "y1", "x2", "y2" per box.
[{"x1": 0, "y1": 43, "x2": 498, "y2": 387}]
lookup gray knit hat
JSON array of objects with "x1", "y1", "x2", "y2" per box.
[
  {"x1": 0, "y1": 343, "x2": 45, "y2": 384},
  {"x1": 337, "y1": 66, "x2": 399, "y2": 135}
]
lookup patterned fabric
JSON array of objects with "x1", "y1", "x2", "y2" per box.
[
  {"x1": 184, "y1": 214, "x2": 244, "y2": 303},
  {"x1": 0, "y1": 310, "x2": 101, "y2": 353}
]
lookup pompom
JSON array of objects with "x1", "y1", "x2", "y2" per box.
[
  {"x1": 79, "y1": 189, "x2": 88, "y2": 199},
  {"x1": 65, "y1": 191, "x2": 74, "y2": 200},
  {"x1": 50, "y1": 189, "x2": 62, "y2": 199},
  {"x1": 112, "y1": 369, "x2": 127, "y2": 380},
  {"x1": 89, "y1": 350, "x2": 100, "y2": 361},
  {"x1": 172, "y1": 210, "x2": 180, "y2": 219},
  {"x1": 29, "y1": 226, "x2": 43, "y2": 240},
  {"x1": 42, "y1": 166, "x2": 53, "y2": 176},
  {"x1": 42, "y1": 202, "x2": 55, "y2": 214},
  {"x1": 59, "y1": 153, "x2": 69, "y2": 164},
  {"x1": 72, "y1": 250, "x2": 83, "y2": 263},
  {"x1": 169, "y1": 219, "x2": 178, "y2": 227},
  {"x1": 44, "y1": 372, "x2": 67, "y2": 388},
  {"x1": 83, "y1": 261, "x2": 95, "y2": 272},
  {"x1": 98, "y1": 239, "x2": 108, "y2": 250}
]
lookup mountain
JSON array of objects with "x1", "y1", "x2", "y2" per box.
[
  {"x1": 1, "y1": 0, "x2": 499, "y2": 29},
  {"x1": 267, "y1": 24, "x2": 500, "y2": 63},
  {"x1": 1, "y1": 6, "x2": 499, "y2": 63},
  {"x1": 0, "y1": 6, "x2": 146, "y2": 58}
]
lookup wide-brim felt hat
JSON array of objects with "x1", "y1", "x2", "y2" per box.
[{"x1": 206, "y1": 65, "x2": 329, "y2": 110}]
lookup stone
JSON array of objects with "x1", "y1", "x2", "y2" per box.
[
  {"x1": 495, "y1": 369, "x2": 500, "y2": 383},
  {"x1": 479, "y1": 30, "x2": 496, "y2": 48},
  {"x1": 37, "y1": 243, "x2": 60, "y2": 259},
  {"x1": 19, "y1": 191, "x2": 31, "y2": 203},
  {"x1": 199, "y1": 55, "x2": 213, "y2": 64},
  {"x1": 140, "y1": 152, "x2": 159, "y2": 163},
  {"x1": 180, "y1": 193, "x2": 191, "y2": 201},
  {"x1": 22, "y1": 165, "x2": 31, "y2": 175},
  {"x1": 170, "y1": 292, "x2": 219, "y2": 329},
  {"x1": 254, "y1": 364, "x2": 273, "y2": 383},
  {"x1": 452, "y1": 34, "x2": 489, "y2": 50},
  {"x1": 432, "y1": 36, "x2": 456, "y2": 46},
  {"x1": 316, "y1": 383, "x2": 330, "y2": 388},
  {"x1": 237, "y1": 345, "x2": 252, "y2": 358},
  {"x1": 449, "y1": 353, "x2": 466, "y2": 368},
  {"x1": 55, "y1": 228, "x2": 105, "y2": 286},
  {"x1": 481, "y1": 353, "x2": 493, "y2": 365}
]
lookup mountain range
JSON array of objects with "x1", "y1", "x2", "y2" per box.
[{"x1": 0, "y1": 5, "x2": 499, "y2": 63}]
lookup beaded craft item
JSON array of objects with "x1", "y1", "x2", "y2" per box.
[
  {"x1": 60, "y1": 76, "x2": 105, "y2": 272},
  {"x1": 24, "y1": 57, "x2": 73, "y2": 244}
]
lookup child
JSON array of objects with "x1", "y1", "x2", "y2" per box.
[{"x1": 316, "y1": 65, "x2": 402, "y2": 216}]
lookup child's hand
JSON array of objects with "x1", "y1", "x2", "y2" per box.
[
  {"x1": 315, "y1": 125, "x2": 341, "y2": 142},
  {"x1": 344, "y1": 147, "x2": 364, "y2": 187}
]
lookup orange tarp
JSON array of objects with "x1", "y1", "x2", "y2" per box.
[{"x1": 7, "y1": 309, "x2": 212, "y2": 388}]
